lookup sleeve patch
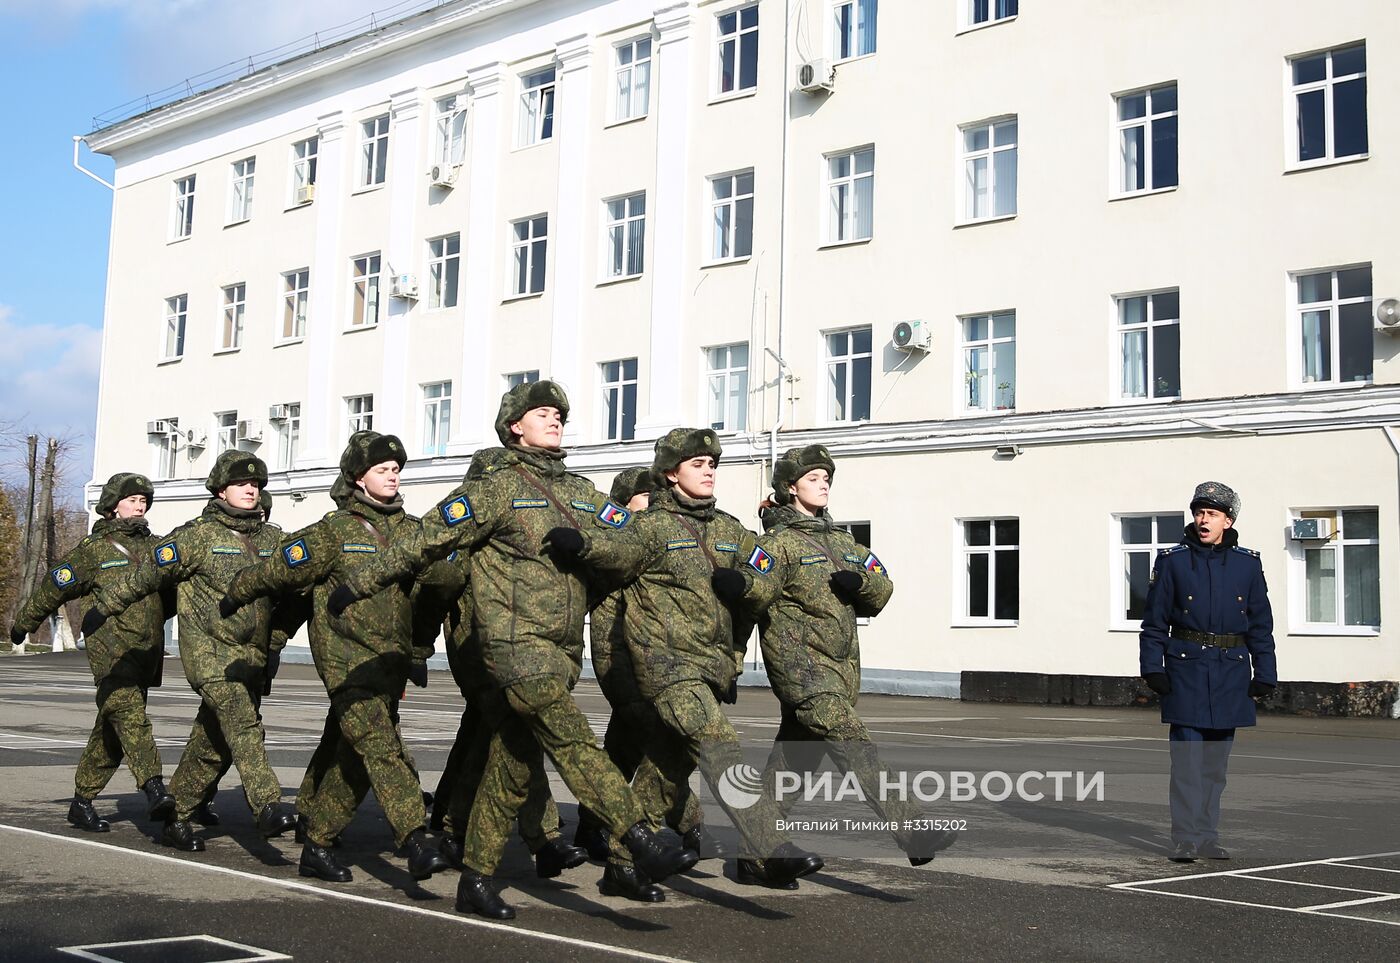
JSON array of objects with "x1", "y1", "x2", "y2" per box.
[
  {"x1": 571, "y1": 500, "x2": 597, "y2": 512},
  {"x1": 155, "y1": 542, "x2": 180, "y2": 567},
  {"x1": 597, "y1": 502, "x2": 631, "y2": 528},
  {"x1": 51, "y1": 565, "x2": 76, "y2": 587},
  {"x1": 747, "y1": 546, "x2": 773, "y2": 574},
  {"x1": 99, "y1": 559, "x2": 130, "y2": 570},
  {"x1": 258, "y1": 550, "x2": 273, "y2": 557},
  {"x1": 342, "y1": 543, "x2": 377, "y2": 554},
  {"x1": 282, "y1": 539, "x2": 311, "y2": 567},
  {"x1": 715, "y1": 542, "x2": 740, "y2": 553},
  {"x1": 440, "y1": 495, "x2": 474, "y2": 526},
  {"x1": 800, "y1": 554, "x2": 828, "y2": 566},
  {"x1": 446, "y1": 550, "x2": 459, "y2": 562},
  {"x1": 666, "y1": 538, "x2": 699, "y2": 551},
  {"x1": 863, "y1": 552, "x2": 887, "y2": 576}
]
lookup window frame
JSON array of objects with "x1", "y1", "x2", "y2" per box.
[
  {"x1": 505, "y1": 370, "x2": 541, "y2": 389},
  {"x1": 349, "y1": 252, "x2": 382, "y2": 330},
  {"x1": 427, "y1": 234, "x2": 462, "y2": 310},
  {"x1": 421, "y1": 381, "x2": 453, "y2": 457},
  {"x1": 956, "y1": 516, "x2": 1020, "y2": 627},
  {"x1": 707, "y1": 168, "x2": 755, "y2": 263},
  {"x1": 517, "y1": 66, "x2": 557, "y2": 148},
  {"x1": 359, "y1": 114, "x2": 390, "y2": 189},
  {"x1": 1288, "y1": 507, "x2": 1381, "y2": 635},
  {"x1": 1286, "y1": 42, "x2": 1368, "y2": 170},
  {"x1": 509, "y1": 215, "x2": 549, "y2": 298},
  {"x1": 600, "y1": 357, "x2": 639, "y2": 442},
  {"x1": 214, "y1": 410, "x2": 239, "y2": 456},
  {"x1": 279, "y1": 268, "x2": 310, "y2": 344},
  {"x1": 959, "y1": 116, "x2": 1018, "y2": 223},
  {"x1": 152, "y1": 418, "x2": 179, "y2": 480},
  {"x1": 823, "y1": 324, "x2": 874, "y2": 425},
  {"x1": 274, "y1": 403, "x2": 301, "y2": 471},
  {"x1": 161, "y1": 293, "x2": 188, "y2": 362},
  {"x1": 219, "y1": 283, "x2": 246, "y2": 353},
  {"x1": 602, "y1": 191, "x2": 647, "y2": 281},
  {"x1": 227, "y1": 157, "x2": 255, "y2": 224},
  {"x1": 960, "y1": 0, "x2": 1018, "y2": 33},
  {"x1": 1114, "y1": 289, "x2": 1181, "y2": 403},
  {"x1": 831, "y1": 0, "x2": 877, "y2": 63},
  {"x1": 434, "y1": 93, "x2": 468, "y2": 168},
  {"x1": 345, "y1": 394, "x2": 375, "y2": 438},
  {"x1": 714, "y1": 2, "x2": 760, "y2": 99},
  {"x1": 959, "y1": 310, "x2": 1017, "y2": 414},
  {"x1": 1290, "y1": 263, "x2": 1373, "y2": 388},
  {"x1": 290, "y1": 136, "x2": 319, "y2": 206},
  {"x1": 1113, "y1": 83, "x2": 1179, "y2": 197},
  {"x1": 1110, "y1": 512, "x2": 1187, "y2": 631},
  {"x1": 171, "y1": 175, "x2": 196, "y2": 241},
  {"x1": 704, "y1": 342, "x2": 750, "y2": 433},
  {"x1": 612, "y1": 35, "x2": 653, "y2": 123},
  {"x1": 824, "y1": 145, "x2": 875, "y2": 245}
]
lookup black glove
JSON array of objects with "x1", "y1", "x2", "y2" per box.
[
  {"x1": 544, "y1": 527, "x2": 586, "y2": 560},
  {"x1": 711, "y1": 568, "x2": 747, "y2": 604},
  {"x1": 1144, "y1": 673, "x2": 1171, "y2": 696},
  {"x1": 80, "y1": 608, "x2": 107, "y2": 639},
  {"x1": 218, "y1": 595, "x2": 240, "y2": 619},
  {"x1": 720, "y1": 679, "x2": 738, "y2": 705},
  {"x1": 409, "y1": 662, "x2": 429, "y2": 689},
  {"x1": 1249, "y1": 680, "x2": 1275, "y2": 699},
  {"x1": 262, "y1": 650, "x2": 280, "y2": 697},
  {"x1": 8, "y1": 626, "x2": 24, "y2": 647},
  {"x1": 829, "y1": 570, "x2": 864, "y2": 598},
  {"x1": 327, "y1": 585, "x2": 356, "y2": 618}
]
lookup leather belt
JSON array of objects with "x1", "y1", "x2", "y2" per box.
[{"x1": 1171, "y1": 628, "x2": 1245, "y2": 648}]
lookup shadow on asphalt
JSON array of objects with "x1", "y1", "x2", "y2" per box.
[
  {"x1": 994, "y1": 798, "x2": 1167, "y2": 857},
  {"x1": 799, "y1": 870, "x2": 914, "y2": 904}
]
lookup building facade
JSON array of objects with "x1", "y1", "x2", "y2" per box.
[{"x1": 84, "y1": 0, "x2": 1400, "y2": 702}]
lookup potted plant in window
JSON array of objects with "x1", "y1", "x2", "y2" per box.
[{"x1": 996, "y1": 382, "x2": 1014, "y2": 410}]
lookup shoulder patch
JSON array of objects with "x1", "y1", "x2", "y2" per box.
[
  {"x1": 571, "y1": 500, "x2": 597, "y2": 513},
  {"x1": 1157, "y1": 544, "x2": 1187, "y2": 555},
  {"x1": 51, "y1": 565, "x2": 77, "y2": 587},
  {"x1": 800, "y1": 554, "x2": 828, "y2": 566},
  {"x1": 512, "y1": 498, "x2": 549, "y2": 510},
  {"x1": 863, "y1": 551, "x2": 887, "y2": 576},
  {"x1": 1231, "y1": 546, "x2": 1261, "y2": 558},
  {"x1": 342, "y1": 543, "x2": 377, "y2": 554},
  {"x1": 747, "y1": 545, "x2": 773, "y2": 575},
  {"x1": 715, "y1": 541, "x2": 740, "y2": 553},
  {"x1": 597, "y1": 502, "x2": 631, "y2": 528},
  {"x1": 282, "y1": 539, "x2": 311, "y2": 567},
  {"x1": 440, "y1": 495, "x2": 474, "y2": 526},
  {"x1": 155, "y1": 542, "x2": 180, "y2": 567},
  {"x1": 666, "y1": 538, "x2": 699, "y2": 552},
  {"x1": 99, "y1": 559, "x2": 129, "y2": 570}
]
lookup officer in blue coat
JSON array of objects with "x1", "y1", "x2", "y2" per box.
[{"x1": 1139, "y1": 481, "x2": 1277, "y2": 862}]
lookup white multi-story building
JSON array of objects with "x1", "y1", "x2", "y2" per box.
[{"x1": 83, "y1": 0, "x2": 1400, "y2": 708}]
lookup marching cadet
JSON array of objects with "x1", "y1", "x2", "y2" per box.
[
  {"x1": 220, "y1": 432, "x2": 448, "y2": 884},
  {"x1": 327, "y1": 381, "x2": 697, "y2": 920},
  {"x1": 86, "y1": 451, "x2": 296, "y2": 852},
  {"x1": 585, "y1": 429, "x2": 823, "y2": 900},
  {"x1": 1139, "y1": 481, "x2": 1277, "y2": 862},
  {"x1": 732, "y1": 446, "x2": 954, "y2": 878},
  {"x1": 8, "y1": 473, "x2": 176, "y2": 831}
]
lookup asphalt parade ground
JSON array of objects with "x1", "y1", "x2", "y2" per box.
[{"x1": 1, "y1": 653, "x2": 1397, "y2": 962}]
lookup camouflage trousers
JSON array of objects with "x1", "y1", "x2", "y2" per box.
[
  {"x1": 298, "y1": 689, "x2": 426, "y2": 848},
  {"x1": 463, "y1": 673, "x2": 642, "y2": 875},
  {"x1": 74, "y1": 680, "x2": 162, "y2": 799},
  {"x1": 761, "y1": 691, "x2": 923, "y2": 842},
  {"x1": 616, "y1": 680, "x2": 787, "y2": 864},
  {"x1": 577, "y1": 699, "x2": 703, "y2": 839},
  {"x1": 170, "y1": 680, "x2": 281, "y2": 821}
]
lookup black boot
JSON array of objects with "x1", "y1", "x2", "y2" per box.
[
  {"x1": 256, "y1": 802, "x2": 297, "y2": 838},
  {"x1": 456, "y1": 871, "x2": 515, "y2": 920},
  {"x1": 141, "y1": 777, "x2": 176, "y2": 823},
  {"x1": 573, "y1": 822, "x2": 611, "y2": 861},
  {"x1": 1170, "y1": 840, "x2": 1198, "y2": 862},
  {"x1": 161, "y1": 819, "x2": 205, "y2": 852},
  {"x1": 439, "y1": 835, "x2": 465, "y2": 871},
  {"x1": 299, "y1": 842, "x2": 352, "y2": 883},
  {"x1": 763, "y1": 842, "x2": 824, "y2": 885},
  {"x1": 67, "y1": 796, "x2": 110, "y2": 833},
  {"x1": 599, "y1": 862, "x2": 664, "y2": 902},
  {"x1": 621, "y1": 822, "x2": 699, "y2": 883},
  {"x1": 535, "y1": 837, "x2": 589, "y2": 879},
  {"x1": 404, "y1": 829, "x2": 450, "y2": 880},
  {"x1": 904, "y1": 825, "x2": 959, "y2": 866},
  {"x1": 735, "y1": 858, "x2": 797, "y2": 890},
  {"x1": 682, "y1": 825, "x2": 726, "y2": 860},
  {"x1": 191, "y1": 800, "x2": 220, "y2": 826}
]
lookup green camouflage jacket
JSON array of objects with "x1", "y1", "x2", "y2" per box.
[
  {"x1": 13, "y1": 517, "x2": 170, "y2": 686},
  {"x1": 94, "y1": 500, "x2": 284, "y2": 690},
  {"x1": 226, "y1": 495, "x2": 427, "y2": 696},
  {"x1": 588, "y1": 593, "x2": 639, "y2": 706},
  {"x1": 341, "y1": 447, "x2": 642, "y2": 686},
  {"x1": 410, "y1": 553, "x2": 473, "y2": 691},
  {"x1": 742, "y1": 505, "x2": 894, "y2": 704}
]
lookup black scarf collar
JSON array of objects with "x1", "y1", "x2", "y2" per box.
[
  {"x1": 766, "y1": 503, "x2": 835, "y2": 534},
  {"x1": 204, "y1": 498, "x2": 263, "y2": 533},
  {"x1": 506, "y1": 444, "x2": 568, "y2": 479},
  {"x1": 93, "y1": 516, "x2": 151, "y2": 538},
  {"x1": 653, "y1": 485, "x2": 717, "y2": 521}
]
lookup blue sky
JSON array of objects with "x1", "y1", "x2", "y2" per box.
[{"x1": 0, "y1": 0, "x2": 402, "y2": 502}]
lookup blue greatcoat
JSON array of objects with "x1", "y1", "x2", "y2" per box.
[{"x1": 1138, "y1": 528, "x2": 1277, "y2": 729}]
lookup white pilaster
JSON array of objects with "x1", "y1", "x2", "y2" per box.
[
  {"x1": 297, "y1": 111, "x2": 345, "y2": 469},
  {"x1": 378, "y1": 88, "x2": 424, "y2": 436}
]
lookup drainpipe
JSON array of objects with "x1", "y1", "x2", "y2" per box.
[
  {"x1": 72, "y1": 136, "x2": 115, "y2": 190},
  {"x1": 1382, "y1": 426, "x2": 1400, "y2": 718},
  {"x1": 771, "y1": 0, "x2": 793, "y2": 475}
]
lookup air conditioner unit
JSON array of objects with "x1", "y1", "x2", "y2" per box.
[
  {"x1": 796, "y1": 59, "x2": 835, "y2": 94},
  {"x1": 236, "y1": 419, "x2": 263, "y2": 443},
  {"x1": 1375, "y1": 298, "x2": 1400, "y2": 333},
  {"x1": 428, "y1": 164, "x2": 459, "y2": 188},
  {"x1": 1291, "y1": 517, "x2": 1334, "y2": 540},
  {"x1": 185, "y1": 429, "x2": 208, "y2": 449},
  {"x1": 390, "y1": 273, "x2": 419, "y2": 300},
  {"x1": 267, "y1": 405, "x2": 292, "y2": 422},
  {"x1": 295, "y1": 183, "x2": 316, "y2": 204},
  {"x1": 892, "y1": 319, "x2": 932, "y2": 352},
  {"x1": 146, "y1": 419, "x2": 176, "y2": 436}
]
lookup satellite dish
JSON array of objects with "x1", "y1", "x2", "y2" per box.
[{"x1": 1377, "y1": 298, "x2": 1400, "y2": 328}]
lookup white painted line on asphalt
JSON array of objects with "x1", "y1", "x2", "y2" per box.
[
  {"x1": 1300, "y1": 894, "x2": 1400, "y2": 912},
  {"x1": 1111, "y1": 884, "x2": 1400, "y2": 927},
  {"x1": 1233, "y1": 875, "x2": 1395, "y2": 897},
  {"x1": 0, "y1": 823, "x2": 697, "y2": 963},
  {"x1": 1108, "y1": 852, "x2": 1400, "y2": 888},
  {"x1": 1024, "y1": 717, "x2": 1120, "y2": 724},
  {"x1": 1345, "y1": 864, "x2": 1400, "y2": 875},
  {"x1": 58, "y1": 934, "x2": 291, "y2": 962}
]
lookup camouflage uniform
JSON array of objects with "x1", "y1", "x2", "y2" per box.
[
  {"x1": 225, "y1": 433, "x2": 432, "y2": 849},
  {"x1": 93, "y1": 454, "x2": 288, "y2": 822},
  {"x1": 11, "y1": 474, "x2": 169, "y2": 800}
]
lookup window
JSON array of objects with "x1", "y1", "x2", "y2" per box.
[
  {"x1": 962, "y1": 311, "x2": 1016, "y2": 411},
  {"x1": 428, "y1": 234, "x2": 461, "y2": 309},
  {"x1": 1118, "y1": 291, "x2": 1180, "y2": 400},
  {"x1": 604, "y1": 193, "x2": 646, "y2": 279},
  {"x1": 153, "y1": 418, "x2": 179, "y2": 480},
  {"x1": 172, "y1": 175, "x2": 196, "y2": 239},
  {"x1": 511, "y1": 216, "x2": 548, "y2": 296},
  {"x1": 1296, "y1": 264, "x2": 1372, "y2": 385},
  {"x1": 1298, "y1": 508, "x2": 1380, "y2": 628},
  {"x1": 1116, "y1": 513, "x2": 1186, "y2": 625},
  {"x1": 962, "y1": 118, "x2": 1017, "y2": 220},
  {"x1": 825, "y1": 326, "x2": 872, "y2": 422},
  {"x1": 274, "y1": 403, "x2": 301, "y2": 470},
  {"x1": 601, "y1": 358, "x2": 638, "y2": 441},
  {"x1": 706, "y1": 343, "x2": 749, "y2": 432},
  {"x1": 1290, "y1": 43, "x2": 1367, "y2": 165},
  {"x1": 717, "y1": 4, "x2": 759, "y2": 96},
  {"x1": 435, "y1": 94, "x2": 467, "y2": 168},
  {"x1": 422, "y1": 381, "x2": 452, "y2": 456},
  {"x1": 966, "y1": 0, "x2": 1017, "y2": 28},
  {"x1": 1117, "y1": 84, "x2": 1178, "y2": 194},
  {"x1": 163, "y1": 294, "x2": 187, "y2": 361},
  {"x1": 290, "y1": 137, "x2": 318, "y2": 204},
  {"x1": 346, "y1": 394, "x2": 374, "y2": 435},
  {"x1": 228, "y1": 157, "x2": 255, "y2": 223},
  {"x1": 280, "y1": 269, "x2": 309, "y2": 341},
  {"x1": 837, "y1": 521, "x2": 872, "y2": 549},
  {"x1": 963, "y1": 518, "x2": 1019, "y2": 622},
  {"x1": 833, "y1": 0, "x2": 877, "y2": 60},
  {"x1": 350, "y1": 253, "x2": 381, "y2": 328},
  {"x1": 826, "y1": 146, "x2": 874, "y2": 243},
  {"x1": 220, "y1": 283, "x2": 245, "y2": 351},
  {"x1": 518, "y1": 67, "x2": 556, "y2": 147},
  {"x1": 360, "y1": 114, "x2": 390, "y2": 187},
  {"x1": 614, "y1": 37, "x2": 652, "y2": 121},
  {"x1": 710, "y1": 170, "x2": 754, "y2": 260},
  {"x1": 506, "y1": 370, "x2": 541, "y2": 389},
  {"x1": 215, "y1": 411, "x2": 238, "y2": 455}
]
